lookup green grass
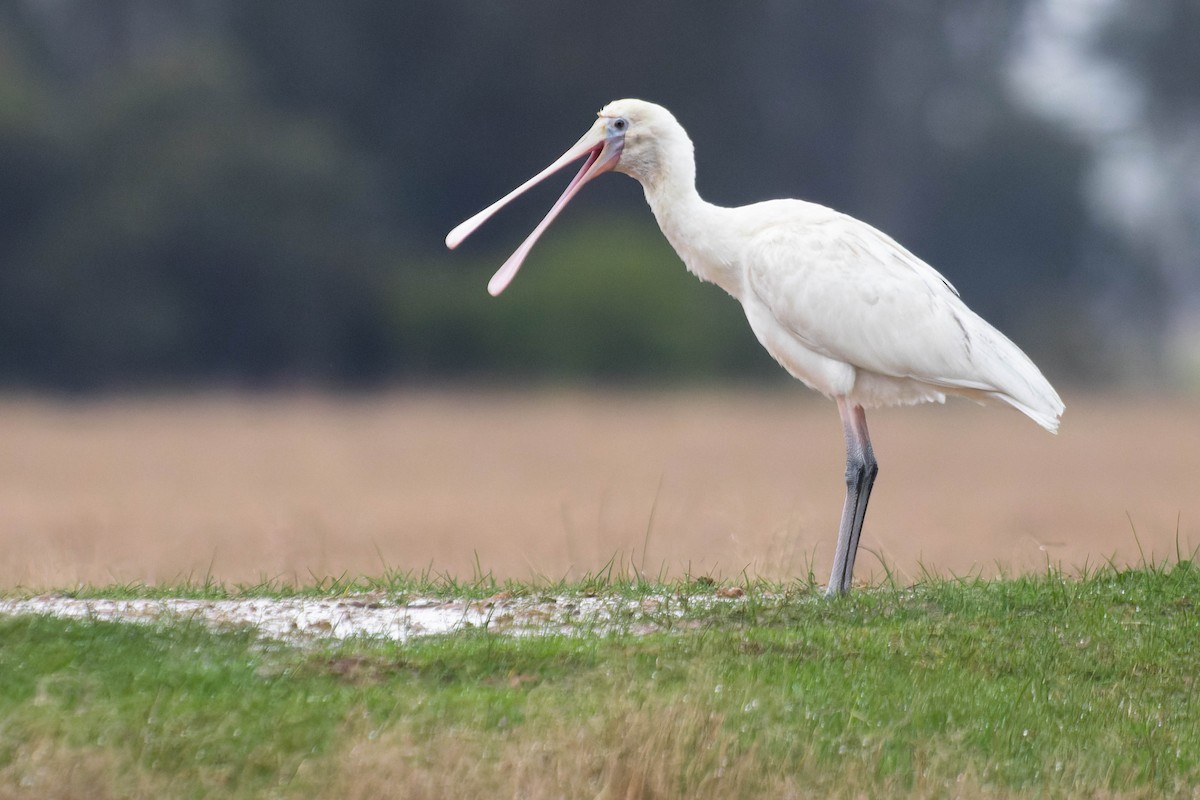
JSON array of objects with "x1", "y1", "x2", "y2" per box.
[
  {"x1": 22, "y1": 551, "x2": 763, "y2": 603},
  {"x1": 1, "y1": 562, "x2": 1198, "y2": 798}
]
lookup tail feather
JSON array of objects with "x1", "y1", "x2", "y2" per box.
[
  {"x1": 987, "y1": 387, "x2": 1064, "y2": 433},
  {"x1": 976, "y1": 326, "x2": 1064, "y2": 433}
]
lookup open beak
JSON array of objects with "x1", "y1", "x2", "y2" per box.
[{"x1": 445, "y1": 117, "x2": 625, "y2": 296}]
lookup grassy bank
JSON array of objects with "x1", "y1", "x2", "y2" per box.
[{"x1": 1, "y1": 563, "x2": 1197, "y2": 798}]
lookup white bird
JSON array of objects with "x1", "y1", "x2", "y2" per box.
[{"x1": 446, "y1": 99, "x2": 1064, "y2": 597}]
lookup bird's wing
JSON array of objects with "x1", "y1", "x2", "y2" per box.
[{"x1": 741, "y1": 204, "x2": 1004, "y2": 392}]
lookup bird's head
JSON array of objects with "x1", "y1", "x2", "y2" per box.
[
  {"x1": 597, "y1": 99, "x2": 691, "y2": 189},
  {"x1": 445, "y1": 98, "x2": 687, "y2": 296}
]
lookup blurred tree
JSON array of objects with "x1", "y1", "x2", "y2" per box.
[
  {"x1": 0, "y1": 0, "x2": 1168, "y2": 389},
  {"x1": 390, "y1": 216, "x2": 777, "y2": 382},
  {"x1": 0, "y1": 20, "x2": 76, "y2": 383},
  {"x1": 1008, "y1": 0, "x2": 1200, "y2": 385},
  {"x1": 1, "y1": 39, "x2": 395, "y2": 387},
  {"x1": 1092, "y1": 0, "x2": 1200, "y2": 384}
]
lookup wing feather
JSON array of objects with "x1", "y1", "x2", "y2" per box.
[{"x1": 739, "y1": 202, "x2": 1063, "y2": 430}]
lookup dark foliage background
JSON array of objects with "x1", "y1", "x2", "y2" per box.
[{"x1": 1, "y1": 1, "x2": 1196, "y2": 390}]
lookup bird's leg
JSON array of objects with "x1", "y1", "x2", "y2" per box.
[{"x1": 825, "y1": 399, "x2": 878, "y2": 598}]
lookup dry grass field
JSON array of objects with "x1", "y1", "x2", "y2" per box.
[{"x1": 0, "y1": 388, "x2": 1195, "y2": 590}]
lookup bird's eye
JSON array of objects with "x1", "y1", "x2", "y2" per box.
[{"x1": 612, "y1": 117, "x2": 628, "y2": 132}]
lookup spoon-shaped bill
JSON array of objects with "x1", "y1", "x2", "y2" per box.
[{"x1": 445, "y1": 121, "x2": 622, "y2": 295}]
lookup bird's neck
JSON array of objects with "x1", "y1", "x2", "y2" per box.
[{"x1": 641, "y1": 169, "x2": 742, "y2": 300}]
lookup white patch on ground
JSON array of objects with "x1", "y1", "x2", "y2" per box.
[{"x1": 0, "y1": 592, "x2": 734, "y2": 643}]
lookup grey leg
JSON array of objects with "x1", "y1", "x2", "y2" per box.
[{"x1": 825, "y1": 399, "x2": 878, "y2": 597}]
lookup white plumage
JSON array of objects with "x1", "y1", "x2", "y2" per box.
[{"x1": 447, "y1": 98, "x2": 1064, "y2": 596}]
